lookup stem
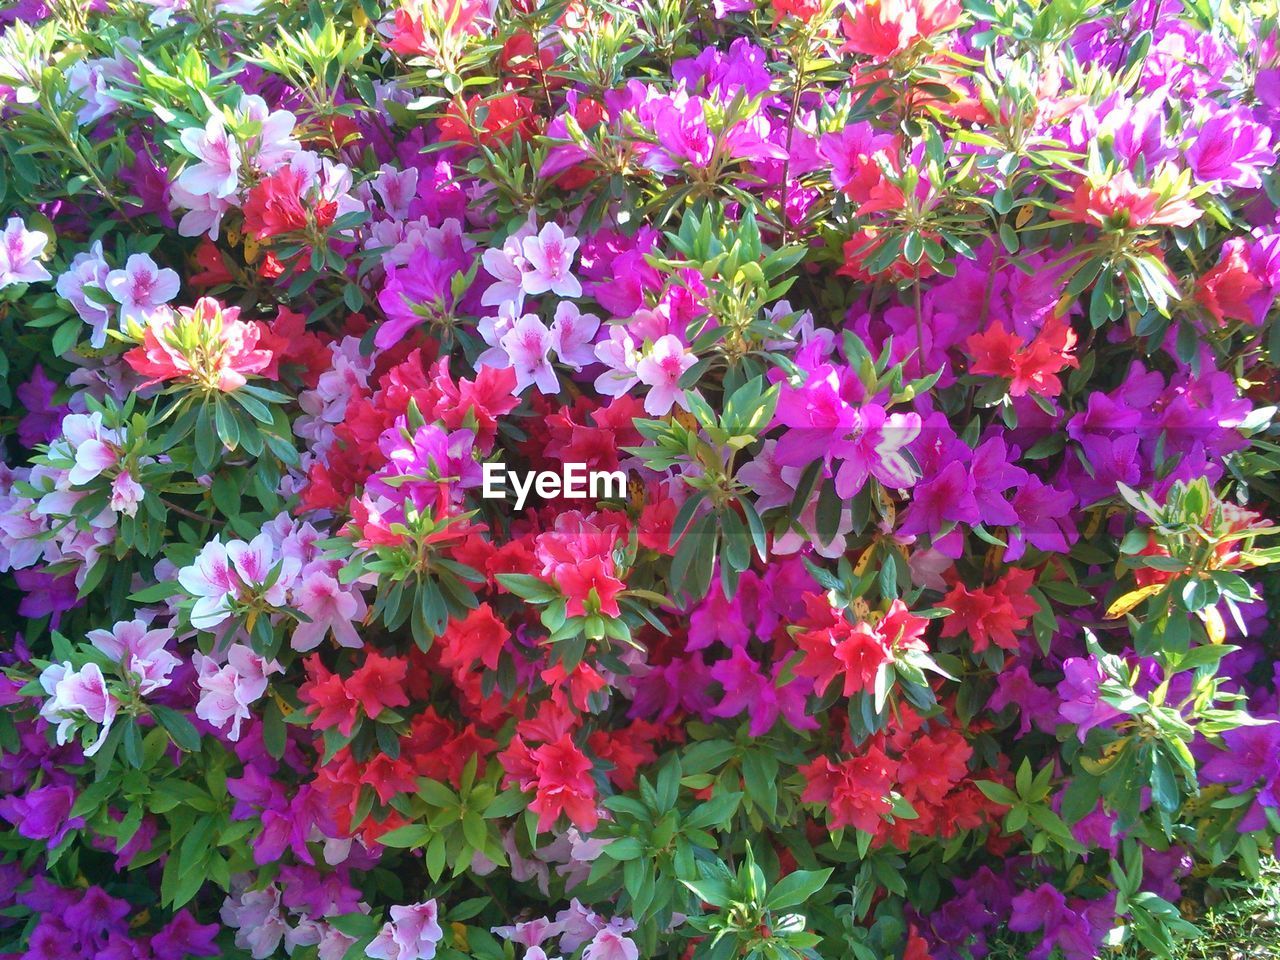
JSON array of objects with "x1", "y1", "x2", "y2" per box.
[{"x1": 778, "y1": 31, "x2": 812, "y2": 246}]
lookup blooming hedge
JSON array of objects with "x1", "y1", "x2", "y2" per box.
[{"x1": 2, "y1": 0, "x2": 1280, "y2": 958}]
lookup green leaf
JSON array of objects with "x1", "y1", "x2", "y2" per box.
[
  {"x1": 766, "y1": 868, "x2": 833, "y2": 910},
  {"x1": 151, "y1": 705, "x2": 201, "y2": 752}
]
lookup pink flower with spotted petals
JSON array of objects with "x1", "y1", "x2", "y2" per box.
[{"x1": 499, "y1": 312, "x2": 559, "y2": 395}]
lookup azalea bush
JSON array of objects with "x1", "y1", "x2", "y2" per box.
[{"x1": 2, "y1": 0, "x2": 1280, "y2": 958}]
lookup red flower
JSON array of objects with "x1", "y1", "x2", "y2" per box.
[
  {"x1": 242, "y1": 166, "x2": 336, "y2": 241},
  {"x1": 939, "y1": 569, "x2": 1039, "y2": 654},
  {"x1": 1052, "y1": 172, "x2": 1200, "y2": 229},
  {"x1": 1197, "y1": 238, "x2": 1268, "y2": 326},
  {"x1": 965, "y1": 316, "x2": 1077, "y2": 398},
  {"x1": 438, "y1": 93, "x2": 540, "y2": 149},
  {"x1": 300, "y1": 656, "x2": 361, "y2": 737},
  {"x1": 556, "y1": 554, "x2": 624, "y2": 618},
  {"x1": 527, "y1": 734, "x2": 598, "y2": 832},
  {"x1": 345, "y1": 653, "x2": 410, "y2": 721},
  {"x1": 772, "y1": 0, "x2": 824, "y2": 23},
  {"x1": 800, "y1": 747, "x2": 898, "y2": 834},
  {"x1": 840, "y1": 0, "x2": 962, "y2": 59},
  {"x1": 439, "y1": 603, "x2": 510, "y2": 672},
  {"x1": 795, "y1": 617, "x2": 892, "y2": 697}
]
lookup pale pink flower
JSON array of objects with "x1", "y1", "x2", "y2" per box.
[
  {"x1": 105, "y1": 253, "x2": 180, "y2": 326},
  {"x1": 171, "y1": 182, "x2": 234, "y2": 240},
  {"x1": 234, "y1": 94, "x2": 300, "y2": 169},
  {"x1": 56, "y1": 241, "x2": 114, "y2": 347},
  {"x1": 582, "y1": 928, "x2": 639, "y2": 960},
  {"x1": 177, "y1": 540, "x2": 238, "y2": 629},
  {"x1": 499, "y1": 313, "x2": 559, "y2": 394},
  {"x1": 551, "y1": 302, "x2": 600, "y2": 370},
  {"x1": 178, "y1": 113, "x2": 241, "y2": 199},
  {"x1": 366, "y1": 900, "x2": 444, "y2": 960},
  {"x1": 635, "y1": 335, "x2": 695, "y2": 415},
  {"x1": 221, "y1": 885, "x2": 287, "y2": 959},
  {"x1": 481, "y1": 233, "x2": 530, "y2": 308},
  {"x1": 0, "y1": 217, "x2": 51, "y2": 288},
  {"x1": 371, "y1": 164, "x2": 420, "y2": 220},
  {"x1": 109, "y1": 470, "x2": 145, "y2": 516},
  {"x1": 592, "y1": 328, "x2": 641, "y2": 397},
  {"x1": 555, "y1": 900, "x2": 606, "y2": 953},
  {"x1": 193, "y1": 643, "x2": 281, "y2": 741},
  {"x1": 291, "y1": 571, "x2": 365, "y2": 651},
  {"x1": 38, "y1": 661, "x2": 120, "y2": 756},
  {"x1": 520, "y1": 222, "x2": 581, "y2": 298},
  {"x1": 87, "y1": 618, "x2": 179, "y2": 696},
  {"x1": 61, "y1": 411, "x2": 120, "y2": 486}
]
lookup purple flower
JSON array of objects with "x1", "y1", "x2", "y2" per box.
[
  {"x1": 0, "y1": 783, "x2": 84, "y2": 848},
  {"x1": 1201, "y1": 723, "x2": 1280, "y2": 806},
  {"x1": 1186, "y1": 108, "x2": 1276, "y2": 192},
  {"x1": 1008, "y1": 885, "x2": 1105, "y2": 960},
  {"x1": 1057, "y1": 656, "x2": 1123, "y2": 741},
  {"x1": 16, "y1": 365, "x2": 68, "y2": 448}
]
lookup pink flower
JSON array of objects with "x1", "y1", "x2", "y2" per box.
[
  {"x1": 109, "y1": 470, "x2": 145, "y2": 516},
  {"x1": 582, "y1": 926, "x2": 639, "y2": 960},
  {"x1": 194, "y1": 643, "x2": 282, "y2": 741},
  {"x1": 38, "y1": 661, "x2": 120, "y2": 756},
  {"x1": 0, "y1": 216, "x2": 52, "y2": 288},
  {"x1": 634, "y1": 334, "x2": 695, "y2": 415},
  {"x1": 177, "y1": 113, "x2": 241, "y2": 199},
  {"x1": 481, "y1": 233, "x2": 531, "y2": 308},
  {"x1": 291, "y1": 571, "x2": 365, "y2": 651},
  {"x1": 550, "y1": 302, "x2": 600, "y2": 370},
  {"x1": 367, "y1": 900, "x2": 444, "y2": 960},
  {"x1": 499, "y1": 312, "x2": 559, "y2": 394},
  {"x1": 521, "y1": 222, "x2": 582, "y2": 298},
  {"x1": 106, "y1": 253, "x2": 180, "y2": 326},
  {"x1": 178, "y1": 540, "x2": 238, "y2": 629},
  {"x1": 592, "y1": 328, "x2": 641, "y2": 397},
  {"x1": 125, "y1": 297, "x2": 273, "y2": 392},
  {"x1": 55, "y1": 241, "x2": 114, "y2": 347},
  {"x1": 171, "y1": 182, "x2": 233, "y2": 240},
  {"x1": 87, "y1": 618, "x2": 179, "y2": 696},
  {"x1": 61, "y1": 411, "x2": 121, "y2": 486}
]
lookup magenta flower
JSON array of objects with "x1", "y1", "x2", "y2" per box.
[
  {"x1": 1057, "y1": 656, "x2": 1123, "y2": 741},
  {"x1": 1186, "y1": 107, "x2": 1276, "y2": 192},
  {"x1": 0, "y1": 216, "x2": 51, "y2": 288}
]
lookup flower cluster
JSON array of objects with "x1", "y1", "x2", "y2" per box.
[{"x1": 0, "y1": 2, "x2": 1279, "y2": 960}]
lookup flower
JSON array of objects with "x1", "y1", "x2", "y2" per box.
[
  {"x1": 0, "y1": 216, "x2": 51, "y2": 288},
  {"x1": 1052, "y1": 171, "x2": 1201, "y2": 229},
  {"x1": 87, "y1": 618, "x2": 180, "y2": 696},
  {"x1": 125, "y1": 297, "x2": 274, "y2": 391},
  {"x1": 499, "y1": 312, "x2": 559, "y2": 394},
  {"x1": 634, "y1": 335, "x2": 695, "y2": 415},
  {"x1": 367, "y1": 900, "x2": 444, "y2": 960},
  {"x1": 178, "y1": 113, "x2": 241, "y2": 199},
  {"x1": 521, "y1": 222, "x2": 582, "y2": 298},
  {"x1": 55, "y1": 240, "x2": 113, "y2": 346},
  {"x1": 105, "y1": 253, "x2": 180, "y2": 326},
  {"x1": 1056, "y1": 657, "x2": 1123, "y2": 741},
  {"x1": 194, "y1": 644, "x2": 282, "y2": 741},
  {"x1": 38, "y1": 661, "x2": 120, "y2": 755},
  {"x1": 291, "y1": 571, "x2": 365, "y2": 651}
]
